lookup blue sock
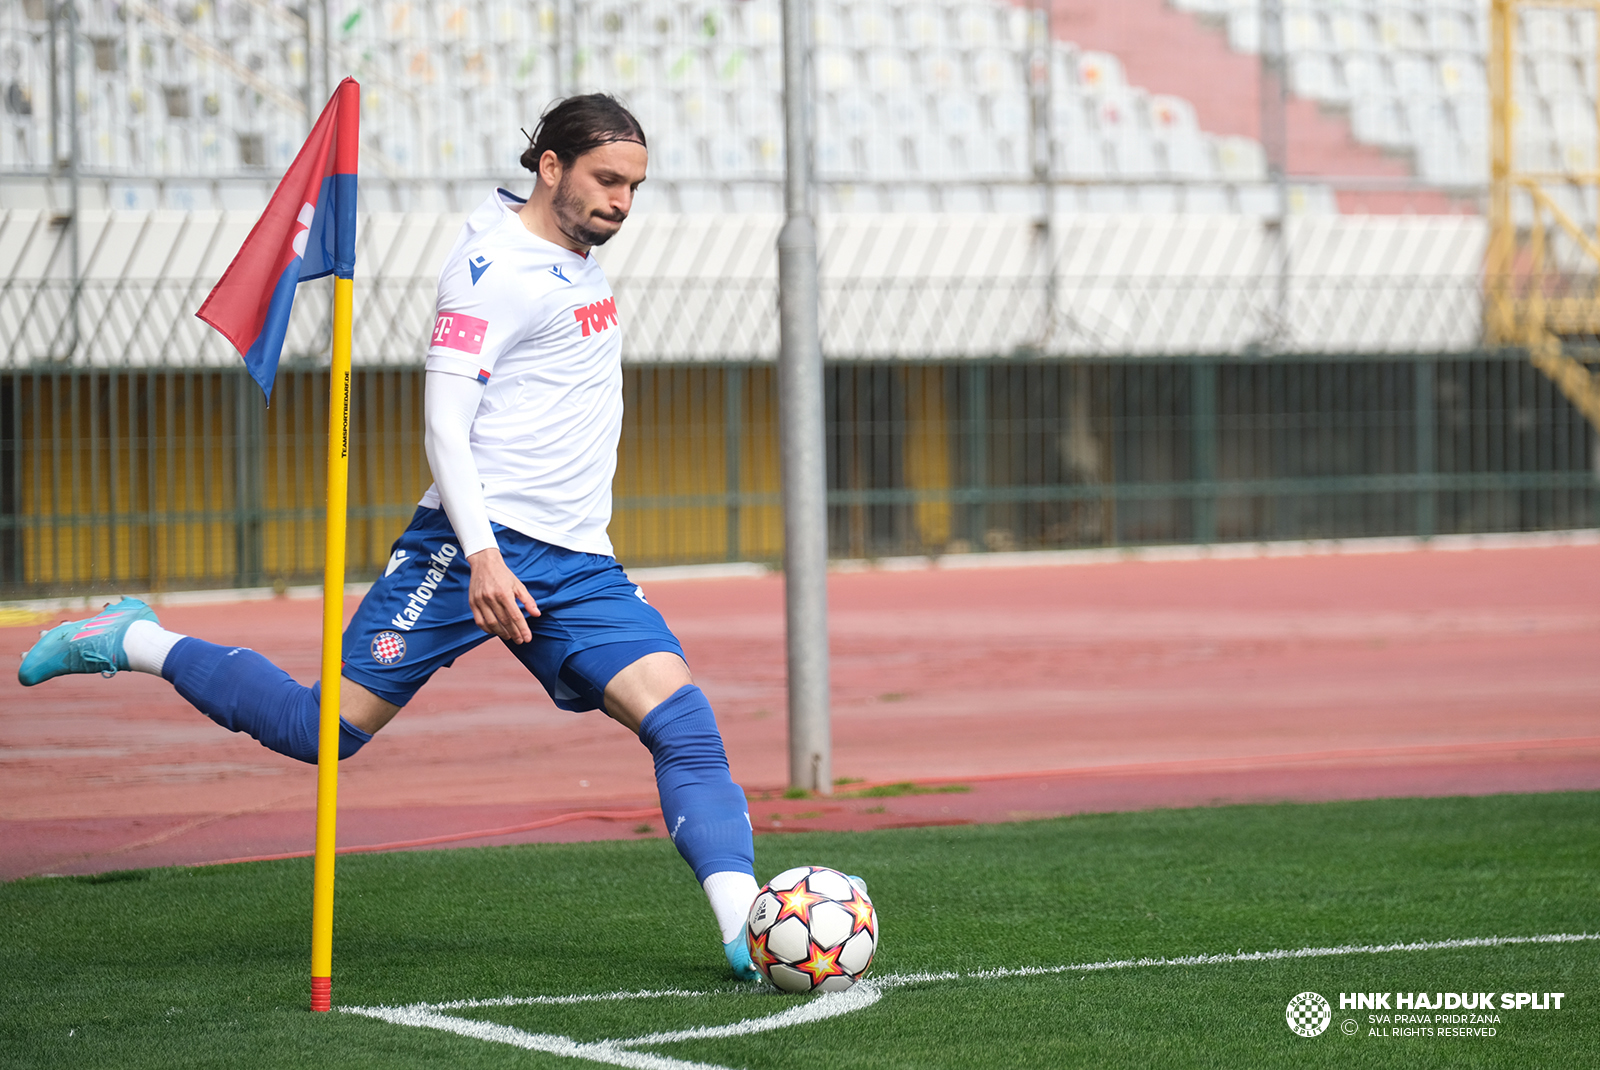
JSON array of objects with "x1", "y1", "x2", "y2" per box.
[
  {"x1": 162, "y1": 638, "x2": 372, "y2": 764},
  {"x1": 637, "y1": 685, "x2": 755, "y2": 883}
]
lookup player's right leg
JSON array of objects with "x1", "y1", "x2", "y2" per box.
[
  {"x1": 18, "y1": 595, "x2": 389, "y2": 763},
  {"x1": 18, "y1": 507, "x2": 487, "y2": 763}
]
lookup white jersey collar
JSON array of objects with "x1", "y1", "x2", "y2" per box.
[{"x1": 474, "y1": 187, "x2": 591, "y2": 262}]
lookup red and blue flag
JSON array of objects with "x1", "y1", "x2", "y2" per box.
[{"x1": 198, "y1": 78, "x2": 359, "y2": 402}]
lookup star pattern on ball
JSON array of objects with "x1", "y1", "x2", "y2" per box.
[
  {"x1": 747, "y1": 929, "x2": 777, "y2": 973},
  {"x1": 795, "y1": 939, "x2": 844, "y2": 987},
  {"x1": 773, "y1": 878, "x2": 828, "y2": 927},
  {"x1": 844, "y1": 890, "x2": 876, "y2": 935}
]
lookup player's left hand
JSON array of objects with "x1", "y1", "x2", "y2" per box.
[{"x1": 467, "y1": 547, "x2": 540, "y2": 643}]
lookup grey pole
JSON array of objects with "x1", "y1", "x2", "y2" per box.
[
  {"x1": 64, "y1": 0, "x2": 80, "y2": 362},
  {"x1": 320, "y1": 0, "x2": 333, "y2": 120},
  {"x1": 556, "y1": 0, "x2": 576, "y2": 96},
  {"x1": 778, "y1": 0, "x2": 831, "y2": 795},
  {"x1": 1027, "y1": 0, "x2": 1054, "y2": 352},
  {"x1": 1259, "y1": 0, "x2": 1289, "y2": 347},
  {"x1": 302, "y1": 5, "x2": 315, "y2": 124}
]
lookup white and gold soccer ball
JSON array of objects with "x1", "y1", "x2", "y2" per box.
[{"x1": 745, "y1": 865, "x2": 878, "y2": 992}]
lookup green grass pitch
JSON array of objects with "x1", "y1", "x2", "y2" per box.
[{"x1": 4, "y1": 793, "x2": 1597, "y2": 1068}]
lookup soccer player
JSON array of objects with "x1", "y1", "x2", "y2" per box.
[{"x1": 18, "y1": 94, "x2": 763, "y2": 981}]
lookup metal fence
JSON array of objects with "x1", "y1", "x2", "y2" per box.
[
  {"x1": 1, "y1": 209, "x2": 1488, "y2": 368},
  {"x1": 3, "y1": 353, "x2": 1593, "y2": 597}
]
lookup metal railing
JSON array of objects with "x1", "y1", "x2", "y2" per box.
[
  {"x1": 2, "y1": 209, "x2": 1490, "y2": 369},
  {"x1": 3, "y1": 355, "x2": 1594, "y2": 597}
]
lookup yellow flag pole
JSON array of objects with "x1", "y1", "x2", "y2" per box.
[
  {"x1": 311, "y1": 273, "x2": 353, "y2": 1013},
  {"x1": 309, "y1": 77, "x2": 359, "y2": 1015}
]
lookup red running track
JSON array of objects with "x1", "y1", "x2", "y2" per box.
[{"x1": 3, "y1": 543, "x2": 1598, "y2": 879}]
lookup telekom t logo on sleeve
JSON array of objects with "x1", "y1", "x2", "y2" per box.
[
  {"x1": 432, "y1": 312, "x2": 488, "y2": 355},
  {"x1": 574, "y1": 297, "x2": 618, "y2": 337}
]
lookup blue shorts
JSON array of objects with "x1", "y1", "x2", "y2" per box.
[{"x1": 341, "y1": 507, "x2": 683, "y2": 712}]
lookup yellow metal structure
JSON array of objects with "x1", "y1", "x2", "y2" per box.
[{"x1": 1487, "y1": 0, "x2": 1600, "y2": 428}]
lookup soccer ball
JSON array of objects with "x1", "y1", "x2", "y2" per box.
[{"x1": 745, "y1": 865, "x2": 878, "y2": 993}]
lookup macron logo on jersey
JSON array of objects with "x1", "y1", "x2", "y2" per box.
[
  {"x1": 550, "y1": 264, "x2": 570, "y2": 284},
  {"x1": 432, "y1": 312, "x2": 488, "y2": 355},
  {"x1": 574, "y1": 297, "x2": 618, "y2": 338},
  {"x1": 469, "y1": 255, "x2": 493, "y2": 285}
]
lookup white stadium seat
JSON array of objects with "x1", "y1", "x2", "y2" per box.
[
  {"x1": 6, "y1": 0, "x2": 1574, "y2": 221},
  {"x1": 1350, "y1": 96, "x2": 1410, "y2": 150},
  {"x1": 1291, "y1": 54, "x2": 1343, "y2": 101},
  {"x1": 1214, "y1": 136, "x2": 1267, "y2": 180},
  {"x1": 1390, "y1": 54, "x2": 1439, "y2": 96},
  {"x1": 1075, "y1": 50, "x2": 1125, "y2": 94},
  {"x1": 1161, "y1": 129, "x2": 1216, "y2": 179}
]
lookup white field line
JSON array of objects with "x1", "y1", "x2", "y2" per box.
[
  {"x1": 892, "y1": 931, "x2": 1600, "y2": 985},
  {"x1": 343, "y1": 983, "x2": 880, "y2": 1070},
  {"x1": 339, "y1": 1004, "x2": 726, "y2": 1070},
  {"x1": 343, "y1": 932, "x2": 1596, "y2": 1068},
  {"x1": 615, "y1": 983, "x2": 880, "y2": 1046},
  {"x1": 425, "y1": 988, "x2": 714, "y2": 1011}
]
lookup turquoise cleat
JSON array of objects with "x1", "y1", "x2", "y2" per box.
[
  {"x1": 724, "y1": 937, "x2": 761, "y2": 982},
  {"x1": 18, "y1": 598, "x2": 159, "y2": 686}
]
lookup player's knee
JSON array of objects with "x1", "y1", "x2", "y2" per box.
[
  {"x1": 336, "y1": 679, "x2": 404, "y2": 736},
  {"x1": 637, "y1": 684, "x2": 730, "y2": 772},
  {"x1": 294, "y1": 683, "x2": 374, "y2": 764},
  {"x1": 600, "y1": 651, "x2": 693, "y2": 731}
]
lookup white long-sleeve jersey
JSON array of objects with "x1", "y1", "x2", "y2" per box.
[{"x1": 420, "y1": 188, "x2": 625, "y2": 557}]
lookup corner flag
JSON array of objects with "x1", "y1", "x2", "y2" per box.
[
  {"x1": 198, "y1": 79, "x2": 360, "y2": 1014},
  {"x1": 197, "y1": 78, "x2": 359, "y2": 402}
]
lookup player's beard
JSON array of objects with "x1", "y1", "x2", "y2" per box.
[{"x1": 552, "y1": 173, "x2": 626, "y2": 248}]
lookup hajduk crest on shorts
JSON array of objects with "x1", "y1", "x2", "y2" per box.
[{"x1": 745, "y1": 865, "x2": 878, "y2": 992}]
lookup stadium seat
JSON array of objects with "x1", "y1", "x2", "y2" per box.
[
  {"x1": 1160, "y1": 129, "x2": 1215, "y2": 179},
  {"x1": 1427, "y1": 10, "x2": 1478, "y2": 52},
  {"x1": 8, "y1": 0, "x2": 1571, "y2": 222},
  {"x1": 1350, "y1": 97, "x2": 1410, "y2": 150},
  {"x1": 1214, "y1": 136, "x2": 1267, "y2": 180},
  {"x1": 814, "y1": 46, "x2": 854, "y2": 92},
  {"x1": 1391, "y1": 55, "x2": 1439, "y2": 97},
  {"x1": 1291, "y1": 54, "x2": 1342, "y2": 102},
  {"x1": 1328, "y1": 9, "x2": 1378, "y2": 53},
  {"x1": 866, "y1": 48, "x2": 914, "y2": 91},
  {"x1": 970, "y1": 47, "x2": 1024, "y2": 96},
  {"x1": 1520, "y1": 8, "x2": 1576, "y2": 54},
  {"x1": 1338, "y1": 53, "x2": 1387, "y2": 102},
  {"x1": 706, "y1": 130, "x2": 755, "y2": 176},
  {"x1": 901, "y1": 5, "x2": 947, "y2": 49},
  {"x1": 1284, "y1": 10, "x2": 1330, "y2": 53},
  {"x1": 1437, "y1": 54, "x2": 1487, "y2": 98},
  {"x1": 812, "y1": 4, "x2": 847, "y2": 46},
  {"x1": 1076, "y1": 50, "x2": 1125, "y2": 94},
  {"x1": 1549, "y1": 93, "x2": 1597, "y2": 168}
]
